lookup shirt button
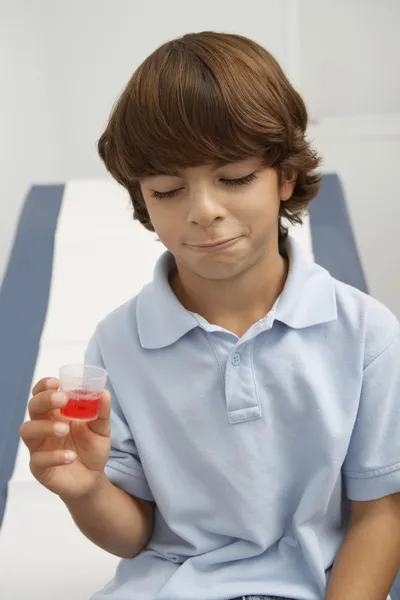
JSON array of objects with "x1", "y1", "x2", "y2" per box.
[
  {"x1": 171, "y1": 555, "x2": 180, "y2": 563},
  {"x1": 231, "y1": 352, "x2": 241, "y2": 366}
]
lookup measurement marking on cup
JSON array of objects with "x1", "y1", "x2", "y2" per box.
[{"x1": 59, "y1": 363, "x2": 107, "y2": 422}]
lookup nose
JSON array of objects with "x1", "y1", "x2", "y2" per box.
[{"x1": 187, "y1": 186, "x2": 225, "y2": 228}]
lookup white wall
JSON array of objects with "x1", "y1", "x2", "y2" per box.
[
  {"x1": 0, "y1": 2, "x2": 62, "y2": 282},
  {"x1": 299, "y1": 0, "x2": 400, "y2": 119}
]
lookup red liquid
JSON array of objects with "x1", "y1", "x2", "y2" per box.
[{"x1": 60, "y1": 389, "x2": 101, "y2": 421}]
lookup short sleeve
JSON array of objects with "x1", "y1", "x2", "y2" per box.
[
  {"x1": 343, "y1": 327, "x2": 400, "y2": 501},
  {"x1": 84, "y1": 332, "x2": 154, "y2": 502}
]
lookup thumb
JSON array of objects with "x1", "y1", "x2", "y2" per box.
[{"x1": 88, "y1": 389, "x2": 111, "y2": 437}]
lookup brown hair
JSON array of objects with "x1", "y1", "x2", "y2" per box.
[{"x1": 98, "y1": 31, "x2": 321, "y2": 244}]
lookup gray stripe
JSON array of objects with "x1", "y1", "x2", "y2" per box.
[
  {"x1": 309, "y1": 174, "x2": 368, "y2": 293},
  {"x1": 0, "y1": 184, "x2": 64, "y2": 527}
]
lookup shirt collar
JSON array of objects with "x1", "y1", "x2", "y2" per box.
[
  {"x1": 137, "y1": 236, "x2": 337, "y2": 349},
  {"x1": 274, "y1": 236, "x2": 337, "y2": 329},
  {"x1": 136, "y1": 253, "x2": 199, "y2": 349}
]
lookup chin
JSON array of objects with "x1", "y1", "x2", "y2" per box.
[
  {"x1": 175, "y1": 241, "x2": 255, "y2": 279},
  {"x1": 191, "y1": 258, "x2": 250, "y2": 281}
]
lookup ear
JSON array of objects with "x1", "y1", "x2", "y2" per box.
[{"x1": 280, "y1": 170, "x2": 297, "y2": 202}]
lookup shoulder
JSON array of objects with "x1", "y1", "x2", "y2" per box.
[
  {"x1": 92, "y1": 291, "x2": 143, "y2": 350},
  {"x1": 332, "y1": 278, "x2": 399, "y2": 368}
]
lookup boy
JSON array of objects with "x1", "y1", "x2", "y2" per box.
[{"x1": 20, "y1": 32, "x2": 400, "y2": 600}]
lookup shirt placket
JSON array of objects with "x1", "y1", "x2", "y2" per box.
[{"x1": 224, "y1": 314, "x2": 276, "y2": 424}]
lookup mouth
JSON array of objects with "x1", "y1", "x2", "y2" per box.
[{"x1": 187, "y1": 237, "x2": 240, "y2": 250}]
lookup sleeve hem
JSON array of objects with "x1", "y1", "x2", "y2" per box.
[
  {"x1": 105, "y1": 463, "x2": 154, "y2": 502},
  {"x1": 343, "y1": 461, "x2": 400, "y2": 479},
  {"x1": 344, "y1": 467, "x2": 400, "y2": 501}
]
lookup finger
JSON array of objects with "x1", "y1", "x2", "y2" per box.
[
  {"x1": 28, "y1": 390, "x2": 68, "y2": 420},
  {"x1": 88, "y1": 390, "x2": 111, "y2": 437},
  {"x1": 20, "y1": 420, "x2": 70, "y2": 449},
  {"x1": 30, "y1": 449, "x2": 76, "y2": 472},
  {"x1": 32, "y1": 377, "x2": 60, "y2": 396}
]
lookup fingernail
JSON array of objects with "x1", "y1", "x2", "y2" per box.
[
  {"x1": 46, "y1": 378, "x2": 59, "y2": 389},
  {"x1": 52, "y1": 392, "x2": 68, "y2": 407},
  {"x1": 54, "y1": 422, "x2": 69, "y2": 435},
  {"x1": 64, "y1": 451, "x2": 76, "y2": 463}
]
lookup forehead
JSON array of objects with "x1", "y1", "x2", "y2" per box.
[{"x1": 144, "y1": 156, "x2": 265, "y2": 179}]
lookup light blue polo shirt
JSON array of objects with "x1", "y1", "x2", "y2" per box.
[{"x1": 87, "y1": 237, "x2": 400, "y2": 600}]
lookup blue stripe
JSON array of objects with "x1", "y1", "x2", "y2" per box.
[
  {"x1": 0, "y1": 184, "x2": 64, "y2": 527},
  {"x1": 309, "y1": 174, "x2": 368, "y2": 293}
]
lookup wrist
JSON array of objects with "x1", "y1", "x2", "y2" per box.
[{"x1": 60, "y1": 470, "x2": 109, "y2": 505}]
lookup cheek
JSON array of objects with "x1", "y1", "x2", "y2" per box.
[
  {"x1": 145, "y1": 202, "x2": 180, "y2": 246},
  {"x1": 143, "y1": 199, "x2": 163, "y2": 229},
  {"x1": 235, "y1": 188, "x2": 280, "y2": 224}
]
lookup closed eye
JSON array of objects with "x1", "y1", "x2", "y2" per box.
[
  {"x1": 151, "y1": 188, "x2": 184, "y2": 200},
  {"x1": 150, "y1": 172, "x2": 257, "y2": 200},
  {"x1": 220, "y1": 172, "x2": 258, "y2": 187}
]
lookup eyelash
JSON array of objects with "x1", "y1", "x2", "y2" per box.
[{"x1": 150, "y1": 172, "x2": 257, "y2": 200}]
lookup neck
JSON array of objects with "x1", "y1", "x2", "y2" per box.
[{"x1": 170, "y1": 243, "x2": 288, "y2": 337}]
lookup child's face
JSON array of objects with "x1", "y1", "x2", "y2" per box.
[{"x1": 140, "y1": 156, "x2": 295, "y2": 281}]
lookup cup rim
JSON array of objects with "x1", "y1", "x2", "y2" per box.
[{"x1": 59, "y1": 363, "x2": 108, "y2": 379}]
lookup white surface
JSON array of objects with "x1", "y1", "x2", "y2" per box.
[
  {"x1": 308, "y1": 114, "x2": 400, "y2": 139},
  {"x1": 287, "y1": 214, "x2": 314, "y2": 264},
  {"x1": 0, "y1": 3, "x2": 61, "y2": 285},
  {"x1": 299, "y1": 0, "x2": 400, "y2": 119},
  {"x1": 0, "y1": 481, "x2": 119, "y2": 600}
]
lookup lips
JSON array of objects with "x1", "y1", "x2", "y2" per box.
[{"x1": 188, "y1": 237, "x2": 238, "y2": 248}]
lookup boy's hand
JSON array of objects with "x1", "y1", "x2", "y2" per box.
[{"x1": 20, "y1": 377, "x2": 111, "y2": 501}]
